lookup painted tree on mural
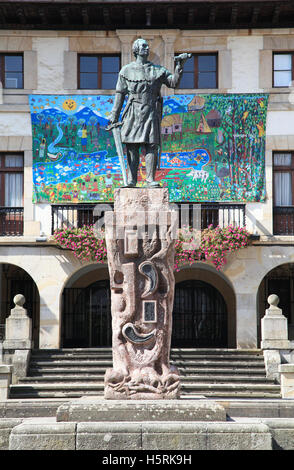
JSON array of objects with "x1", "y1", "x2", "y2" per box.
[{"x1": 218, "y1": 95, "x2": 267, "y2": 200}]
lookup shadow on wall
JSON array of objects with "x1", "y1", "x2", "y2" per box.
[{"x1": 0, "y1": 263, "x2": 40, "y2": 348}]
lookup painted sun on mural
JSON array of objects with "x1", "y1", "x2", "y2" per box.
[{"x1": 29, "y1": 93, "x2": 268, "y2": 203}]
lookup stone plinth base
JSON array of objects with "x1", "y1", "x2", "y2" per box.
[
  {"x1": 0, "y1": 419, "x2": 23, "y2": 450},
  {"x1": 3, "y1": 340, "x2": 32, "y2": 350},
  {"x1": 56, "y1": 399, "x2": 226, "y2": 423},
  {"x1": 261, "y1": 340, "x2": 290, "y2": 349},
  {"x1": 279, "y1": 364, "x2": 294, "y2": 398},
  {"x1": 0, "y1": 365, "x2": 12, "y2": 401},
  {"x1": 9, "y1": 420, "x2": 272, "y2": 450}
]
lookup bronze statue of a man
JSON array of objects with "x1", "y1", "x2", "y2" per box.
[{"x1": 109, "y1": 38, "x2": 190, "y2": 187}]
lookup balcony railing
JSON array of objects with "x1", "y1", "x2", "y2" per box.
[
  {"x1": 51, "y1": 204, "x2": 106, "y2": 234},
  {"x1": 178, "y1": 203, "x2": 246, "y2": 229},
  {"x1": 51, "y1": 203, "x2": 246, "y2": 234},
  {"x1": 273, "y1": 206, "x2": 294, "y2": 235},
  {"x1": 0, "y1": 207, "x2": 24, "y2": 236}
]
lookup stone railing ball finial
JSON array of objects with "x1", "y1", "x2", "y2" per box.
[
  {"x1": 267, "y1": 294, "x2": 280, "y2": 307},
  {"x1": 13, "y1": 294, "x2": 26, "y2": 308}
]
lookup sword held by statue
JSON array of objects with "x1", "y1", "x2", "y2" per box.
[{"x1": 106, "y1": 122, "x2": 128, "y2": 187}]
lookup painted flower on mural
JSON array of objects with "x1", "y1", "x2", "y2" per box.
[{"x1": 51, "y1": 224, "x2": 251, "y2": 271}]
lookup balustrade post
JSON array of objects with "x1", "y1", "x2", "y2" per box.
[
  {"x1": 3, "y1": 294, "x2": 32, "y2": 382},
  {"x1": 261, "y1": 295, "x2": 291, "y2": 383},
  {"x1": 261, "y1": 295, "x2": 290, "y2": 350}
]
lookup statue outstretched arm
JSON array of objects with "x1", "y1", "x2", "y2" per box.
[
  {"x1": 164, "y1": 64, "x2": 183, "y2": 88},
  {"x1": 163, "y1": 53, "x2": 192, "y2": 89}
]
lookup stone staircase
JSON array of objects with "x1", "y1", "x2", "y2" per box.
[{"x1": 9, "y1": 348, "x2": 281, "y2": 399}]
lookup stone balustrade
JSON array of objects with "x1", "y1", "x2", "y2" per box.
[
  {"x1": 261, "y1": 294, "x2": 294, "y2": 397},
  {"x1": 2, "y1": 294, "x2": 32, "y2": 387}
]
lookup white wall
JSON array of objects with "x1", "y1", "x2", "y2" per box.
[
  {"x1": 228, "y1": 36, "x2": 263, "y2": 93},
  {"x1": 33, "y1": 37, "x2": 69, "y2": 94}
]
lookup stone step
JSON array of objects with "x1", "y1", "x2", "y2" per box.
[
  {"x1": 30, "y1": 360, "x2": 112, "y2": 368},
  {"x1": 31, "y1": 348, "x2": 263, "y2": 355},
  {"x1": 3, "y1": 398, "x2": 294, "y2": 419},
  {"x1": 11, "y1": 381, "x2": 280, "y2": 393},
  {"x1": 178, "y1": 367, "x2": 267, "y2": 375},
  {"x1": 9, "y1": 391, "x2": 281, "y2": 400},
  {"x1": 19, "y1": 376, "x2": 105, "y2": 383},
  {"x1": 172, "y1": 360, "x2": 264, "y2": 366},
  {"x1": 181, "y1": 383, "x2": 281, "y2": 392},
  {"x1": 10, "y1": 388, "x2": 281, "y2": 400},
  {"x1": 31, "y1": 348, "x2": 262, "y2": 353},
  {"x1": 31, "y1": 352, "x2": 264, "y2": 360},
  {"x1": 9, "y1": 390, "x2": 104, "y2": 399},
  {"x1": 9, "y1": 383, "x2": 104, "y2": 398},
  {"x1": 181, "y1": 391, "x2": 282, "y2": 399},
  {"x1": 18, "y1": 374, "x2": 276, "y2": 384},
  {"x1": 28, "y1": 368, "x2": 108, "y2": 375},
  {"x1": 31, "y1": 354, "x2": 113, "y2": 361},
  {"x1": 26, "y1": 367, "x2": 268, "y2": 377},
  {"x1": 31, "y1": 348, "x2": 113, "y2": 354},
  {"x1": 10, "y1": 348, "x2": 276, "y2": 400},
  {"x1": 29, "y1": 359, "x2": 265, "y2": 369}
]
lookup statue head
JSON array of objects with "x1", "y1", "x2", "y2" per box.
[{"x1": 132, "y1": 38, "x2": 149, "y2": 58}]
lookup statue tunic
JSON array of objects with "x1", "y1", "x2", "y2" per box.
[{"x1": 111, "y1": 61, "x2": 182, "y2": 145}]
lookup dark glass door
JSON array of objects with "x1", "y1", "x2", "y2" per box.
[
  {"x1": 172, "y1": 280, "x2": 228, "y2": 347},
  {"x1": 62, "y1": 280, "x2": 111, "y2": 347}
]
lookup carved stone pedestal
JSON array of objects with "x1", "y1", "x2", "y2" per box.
[
  {"x1": 261, "y1": 294, "x2": 290, "y2": 349},
  {"x1": 3, "y1": 295, "x2": 32, "y2": 350},
  {"x1": 104, "y1": 187, "x2": 179, "y2": 399},
  {"x1": 57, "y1": 399, "x2": 226, "y2": 422}
]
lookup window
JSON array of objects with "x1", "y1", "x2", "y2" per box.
[
  {"x1": 0, "y1": 154, "x2": 24, "y2": 236},
  {"x1": 273, "y1": 152, "x2": 294, "y2": 235},
  {"x1": 178, "y1": 53, "x2": 218, "y2": 89},
  {"x1": 273, "y1": 153, "x2": 294, "y2": 206},
  {"x1": 0, "y1": 54, "x2": 23, "y2": 89},
  {"x1": 0, "y1": 154, "x2": 24, "y2": 207},
  {"x1": 78, "y1": 54, "x2": 120, "y2": 90},
  {"x1": 273, "y1": 53, "x2": 294, "y2": 87}
]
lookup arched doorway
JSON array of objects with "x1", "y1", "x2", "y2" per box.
[
  {"x1": 258, "y1": 263, "x2": 294, "y2": 344},
  {"x1": 0, "y1": 263, "x2": 40, "y2": 347},
  {"x1": 62, "y1": 279, "x2": 111, "y2": 348},
  {"x1": 172, "y1": 279, "x2": 228, "y2": 348}
]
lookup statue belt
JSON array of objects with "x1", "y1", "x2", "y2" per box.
[{"x1": 128, "y1": 93, "x2": 158, "y2": 105}]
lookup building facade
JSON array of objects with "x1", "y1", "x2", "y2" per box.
[{"x1": 1, "y1": 0, "x2": 294, "y2": 351}]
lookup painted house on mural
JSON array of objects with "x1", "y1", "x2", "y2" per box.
[{"x1": 0, "y1": 0, "x2": 294, "y2": 386}]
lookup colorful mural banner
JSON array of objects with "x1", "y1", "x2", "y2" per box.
[{"x1": 29, "y1": 93, "x2": 268, "y2": 204}]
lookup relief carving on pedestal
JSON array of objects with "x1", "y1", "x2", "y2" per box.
[{"x1": 104, "y1": 188, "x2": 180, "y2": 399}]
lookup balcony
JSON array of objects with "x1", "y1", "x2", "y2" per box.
[
  {"x1": 51, "y1": 203, "x2": 246, "y2": 234},
  {"x1": 0, "y1": 207, "x2": 24, "y2": 236},
  {"x1": 273, "y1": 206, "x2": 294, "y2": 235}
]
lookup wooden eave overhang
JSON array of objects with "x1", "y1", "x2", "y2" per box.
[{"x1": 0, "y1": 0, "x2": 293, "y2": 30}]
